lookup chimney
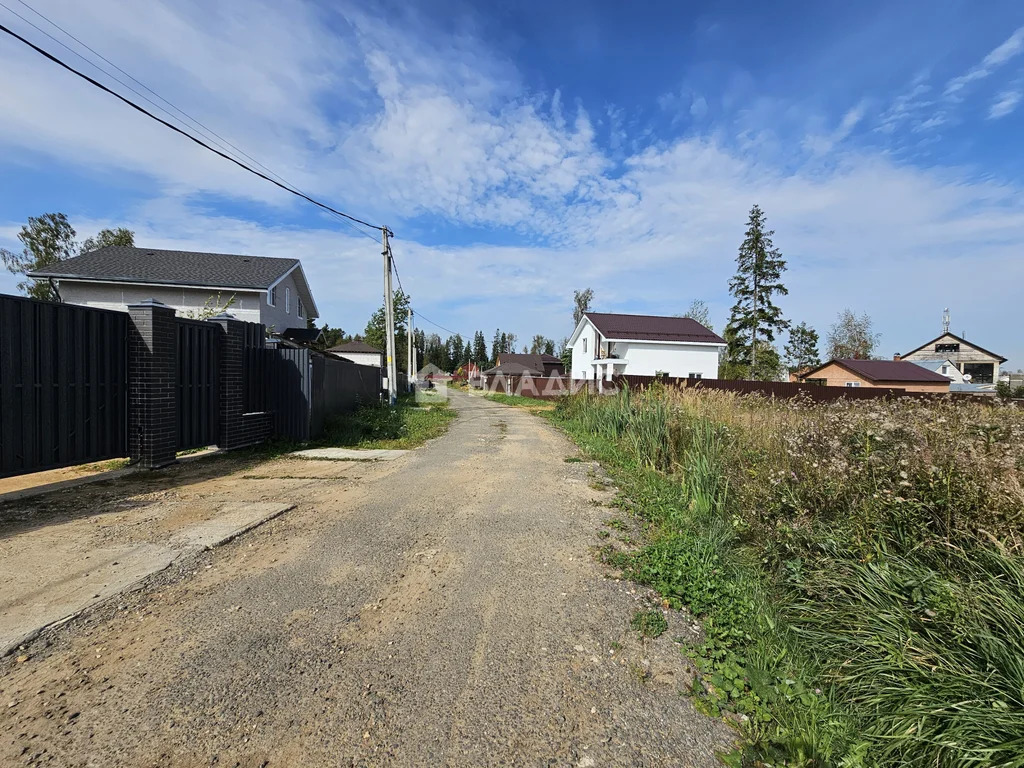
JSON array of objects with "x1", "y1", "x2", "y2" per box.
[{"x1": 893, "y1": 353, "x2": 901, "y2": 361}]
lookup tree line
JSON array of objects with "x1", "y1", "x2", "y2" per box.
[{"x1": 314, "y1": 287, "x2": 564, "y2": 375}]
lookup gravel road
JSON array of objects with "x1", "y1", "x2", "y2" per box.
[{"x1": 1, "y1": 392, "x2": 732, "y2": 767}]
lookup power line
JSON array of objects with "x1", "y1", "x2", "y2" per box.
[
  {"x1": 10, "y1": 0, "x2": 301, "y2": 190},
  {"x1": 5, "y1": 0, "x2": 388, "y2": 246},
  {"x1": 10, "y1": 0, "x2": 387, "y2": 244},
  {"x1": 0, "y1": 20, "x2": 386, "y2": 234}
]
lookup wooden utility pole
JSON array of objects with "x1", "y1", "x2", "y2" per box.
[{"x1": 382, "y1": 227, "x2": 397, "y2": 405}]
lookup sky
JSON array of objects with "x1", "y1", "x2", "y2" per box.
[{"x1": 1, "y1": 0, "x2": 1022, "y2": 367}]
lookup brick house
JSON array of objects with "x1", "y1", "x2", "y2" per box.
[{"x1": 796, "y1": 358, "x2": 951, "y2": 393}]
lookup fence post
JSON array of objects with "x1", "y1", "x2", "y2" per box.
[
  {"x1": 209, "y1": 314, "x2": 273, "y2": 449},
  {"x1": 127, "y1": 299, "x2": 178, "y2": 469}
]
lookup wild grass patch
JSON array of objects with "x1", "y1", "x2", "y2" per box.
[{"x1": 553, "y1": 387, "x2": 1024, "y2": 766}]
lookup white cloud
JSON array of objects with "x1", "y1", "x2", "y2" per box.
[
  {"x1": 0, "y1": 0, "x2": 1022, "y2": 366},
  {"x1": 945, "y1": 26, "x2": 1024, "y2": 95},
  {"x1": 988, "y1": 89, "x2": 1022, "y2": 119},
  {"x1": 803, "y1": 102, "x2": 866, "y2": 155}
]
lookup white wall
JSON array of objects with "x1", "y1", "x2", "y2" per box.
[
  {"x1": 59, "y1": 280, "x2": 262, "y2": 323},
  {"x1": 333, "y1": 351, "x2": 383, "y2": 368},
  {"x1": 569, "y1": 317, "x2": 722, "y2": 380},
  {"x1": 569, "y1": 319, "x2": 602, "y2": 380},
  {"x1": 614, "y1": 341, "x2": 721, "y2": 378}
]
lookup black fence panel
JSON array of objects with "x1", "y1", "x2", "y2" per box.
[
  {"x1": 0, "y1": 294, "x2": 128, "y2": 477},
  {"x1": 175, "y1": 318, "x2": 219, "y2": 450},
  {"x1": 310, "y1": 356, "x2": 382, "y2": 438},
  {"x1": 242, "y1": 322, "x2": 267, "y2": 413},
  {"x1": 267, "y1": 347, "x2": 312, "y2": 441}
]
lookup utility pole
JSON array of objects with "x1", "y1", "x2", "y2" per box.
[
  {"x1": 382, "y1": 227, "x2": 398, "y2": 405},
  {"x1": 407, "y1": 308, "x2": 414, "y2": 393}
]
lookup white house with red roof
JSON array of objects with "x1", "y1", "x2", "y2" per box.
[{"x1": 567, "y1": 312, "x2": 726, "y2": 382}]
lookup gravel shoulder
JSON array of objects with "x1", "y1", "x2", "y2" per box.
[{"x1": 0, "y1": 391, "x2": 732, "y2": 767}]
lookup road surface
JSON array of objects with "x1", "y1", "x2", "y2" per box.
[{"x1": 1, "y1": 392, "x2": 731, "y2": 767}]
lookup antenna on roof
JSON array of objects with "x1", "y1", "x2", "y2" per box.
[{"x1": 942, "y1": 308, "x2": 950, "y2": 334}]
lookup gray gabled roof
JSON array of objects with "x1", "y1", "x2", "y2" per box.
[{"x1": 27, "y1": 246, "x2": 299, "y2": 291}]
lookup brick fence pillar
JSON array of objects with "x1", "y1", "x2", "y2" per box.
[
  {"x1": 210, "y1": 314, "x2": 273, "y2": 450},
  {"x1": 128, "y1": 299, "x2": 177, "y2": 469}
]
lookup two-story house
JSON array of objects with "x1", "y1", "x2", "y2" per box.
[
  {"x1": 28, "y1": 245, "x2": 318, "y2": 333},
  {"x1": 568, "y1": 312, "x2": 725, "y2": 382}
]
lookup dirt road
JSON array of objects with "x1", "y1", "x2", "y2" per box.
[{"x1": 1, "y1": 392, "x2": 731, "y2": 767}]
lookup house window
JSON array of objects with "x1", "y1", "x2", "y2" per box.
[
  {"x1": 845, "y1": 381, "x2": 861, "y2": 387},
  {"x1": 941, "y1": 365, "x2": 949, "y2": 375},
  {"x1": 962, "y1": 362, "x2": 995, "y2": 384},
  {"x1": 285, "y1": 287, "x2": 291, "y2": 314},
  {"x1": 582, "y1": 338, "x2": 587, "y2": 354},
  {"x1": 688, "y1": 372, "x2": 702, "y2": 379},
  {"x1": 936, "y1": 343, "x2": 960, "y2": 353},
  {"x1": 268, "y1": 287, "x2": 277, "y2": 306},
  {"x1": 298, "y1": 298, "x2": 304, "y2": 319}
]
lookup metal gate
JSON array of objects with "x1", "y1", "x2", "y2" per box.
[
  {"x1": 176, "y1": 318, "x2": 218, "y2": 450},
  {"x1": 0, "y1": 294, "x2": 128, "y2": 477}
]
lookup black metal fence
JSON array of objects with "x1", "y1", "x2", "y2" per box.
[
  {"x1": 242, "y1": 321, "x2": 267, "y2": 413},
  {"x1": 175, "y1": 318, "x2": 219, "y2": 450},
  {"x1": 267, "y1": 347, "x2": 312, "y2": 441},
  {"x1": 310, "y1": 354, "x2": 382, "y2": 437},
  {"x1": 0, "y1": 292, "x2": 388, "y2": 478},
  {"x1": 268, "y1": 347, "x2": 383, "y2": 441},
  {"x1": 0, "y1": 295, "x2": 128, "y2": 477}
]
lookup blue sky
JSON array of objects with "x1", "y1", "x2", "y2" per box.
[{"x1": 1, "y1": 0, "x2": 1022, "y2": 366}]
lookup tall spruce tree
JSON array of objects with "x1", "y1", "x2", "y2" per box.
[
  {"x1": 491, "y1": 329, "x2": 502, "y2": 366},
  {"x1": 725, "y1": 204, "x2": 789, "y2": 376},
  {"x1": 473, "y1": 331, "x2": 488, "y2": 364}
]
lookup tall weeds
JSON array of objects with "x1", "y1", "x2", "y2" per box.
[{"x1": 554, "y1": 389, "x2": 1024, "y2": 767}]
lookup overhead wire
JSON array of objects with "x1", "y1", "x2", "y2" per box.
[
  {"x1": 1, "y1": 7, "x2": 477, "y2": 341},
  {"x1": 0, "y1": 19, "x2": 385, "y2": 234}
]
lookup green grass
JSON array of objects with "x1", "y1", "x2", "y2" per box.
[
  {"x1": 550, "y1": 389, "x2": 1024, "y2": 767},
  {"x1": 484, "y1": 393, "x2": 553, "y2": 408},
  {"x1": 631, "y1": 609, "x2": 669, "y2": 638},
  {"x1": 318, "y1": 396, "x2": 456, "y2": 450}
]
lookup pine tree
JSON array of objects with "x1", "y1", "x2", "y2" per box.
[
  {"x1": 725, "y1": 204, "x2": 788, "y2": 373},
  {"x1": 491, "y1": 329, "x2": 502, "y2": 366},
  {"x1": 473, "y1": 331, "x2": 488, "y2": 364},
  {"x1": 543, "y1": 339, "x2": 555, "y2": 356},
  {"x1": 462, "y1": 341, "x2": 472, "y2": 366},
  {"x1": 784, "y1": 322, "x2": 821, "y2": 372}
]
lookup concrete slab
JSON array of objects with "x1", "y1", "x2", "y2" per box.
[
  {"x1": 171, "y1": 502, "x2": 294, "y2": 551},
  {"x1": 1, "y1": 543, "x2": 175, "y2": 656},
  {"x1": 287, "y1": 447, "x2": 409, "y2": 461},
  {"x1": 1, "y1": 501, "x2": 294, "y2": 657}
]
